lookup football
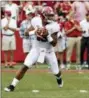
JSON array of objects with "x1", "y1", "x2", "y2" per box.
[{"x1": 36, "y1": 27, "x2": 48, "y2": 37}]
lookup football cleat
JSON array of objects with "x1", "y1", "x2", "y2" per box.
[
  {"x1": 58, "y1": 79, "x2": 63, "y2": 88},
  {"x1": 4, "y1": 85, "x2": 15, "y2": 92}
]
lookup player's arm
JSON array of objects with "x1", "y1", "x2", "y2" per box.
[
  {"x1": 7, "y1": 20, "x2": 17, "y2": 32},
  {"x1": 65, "y1": 27, "x2": 75, "y2": 34},
  {"x1": 8, "y1": 27, "x2": 17, "y2": 32},
  {"x1": 3, "y1": 26, "x2": 8, "y2": 31},
  {"x1": 74, "y1": 24, "x2": 82, "y2": 31},
  {"x1": 29, "y1": 16, "x2": 43, "y2": 36},
  {"x1": 80, "y1": 22, "x2": 86, "y2": 33},
  {"x1": 47, "y1": 33, "x2": 57, "y2": 47},
  {"x1": 74, "y1": 21, "x2": 83, "y2": 32},
  {"x1": 4, "y1": 24, "x2": 17, "y2": 32},
  {"x1": 64, "y1": 22, "x2": 76, "y2": 34},
  {"x1": 64, "y1": 26, "x2": 75, "y2": 34},
  {"x1": 24, "y1": 25, "x2": 35, "y2": 36},
  {"x1": 19, "y1": 22, "x2": 25, "y2": 38},
  {"x1": 1, "y1": 20, "x2": 9, "y2": 31}
]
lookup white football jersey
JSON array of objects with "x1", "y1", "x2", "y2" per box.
[
  {"x1": 44, "y1": 21, "x2": 60, "y2": 51},
  {"x1": 80, "y1": 19, "x2": 89, "y2": 37},
  {"x1": 31, "y1": 16, "x2": 60, "y2": 51},
  {"x1": 46, "y1": 21, "x2": 60, "y2": 35},
  {"x1": 39, "y1": 21, "x2": 60, "y2": 51}
]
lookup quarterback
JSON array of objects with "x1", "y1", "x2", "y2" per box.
[{"x1": 4, "y1": 6, "x2": 63, "y2": 92}]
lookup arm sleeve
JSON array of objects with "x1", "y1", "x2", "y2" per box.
[{"x1": 46, "y1": 23, "x2": 60, "y2": 35}]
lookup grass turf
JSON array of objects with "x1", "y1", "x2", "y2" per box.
[{"x1": 1, "y1": 64, "x2": 89, "y2": 98}]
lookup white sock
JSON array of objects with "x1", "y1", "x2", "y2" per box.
[{"x1": 11, "y1": 78, "x2": 19, "y2": 87}]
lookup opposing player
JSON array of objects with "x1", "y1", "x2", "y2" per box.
[{"x1": 4, "y1": 6, "x2": 63, "y2": 92}]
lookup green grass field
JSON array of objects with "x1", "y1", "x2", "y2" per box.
[{"x1": 1, "y1": 64, "x2": 89, "y2": 98}]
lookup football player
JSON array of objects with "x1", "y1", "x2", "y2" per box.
[
  {"x1": 4, "y1": 6, "x2": 63, "y2": 92},
  {"x1": 19, "y1": 9, "x2": 32, "y2": 54}
]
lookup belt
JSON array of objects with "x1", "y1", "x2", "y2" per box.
[
  {"x1": 68, "y1": 36, "x2": 80, "y2": 37},
  {"x1": 83, "y1": 36, "x2": 89, "y2": 38},
  {"x1": 3, "y1": 34, "x2": 14, "y2": 36}
]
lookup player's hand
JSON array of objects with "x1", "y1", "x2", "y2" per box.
[
  {"x1": 42, "y1": 28, "x2": 48, "y2": 37},
  {"x1": 74, "y1": 24, "x2": 78, "y2": 28},
  {"x1": 24, "y1": 30, "x2": 29, "y2": 36},
  {"x1": 4, "y1": 25, "x2": 9, "y2": 31},
  {"x1": 72, "y1": 25, "x2": 76, "y2": 30}
]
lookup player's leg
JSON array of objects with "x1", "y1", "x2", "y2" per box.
[
  {"x1": 76, "y1": 37, "x2": 81, "y2": 69},
  {"x1": 58, "y1": 37, "x2": 66, "y2": 69},
  {"x1": 55, "y1": 51, "x2": 65, "y2": 69},
  {"x1": 9, "y1": 50, "x2": 15, "y2": 68},
  {"x1": 60, "y1": 37, "x2": 67, "y2": 69},
  {"x1": 9, "y1": 36, "x2": 16, "y2": 67},
  {"x1": 66, "y1": 38, "x2": 75, "y2": 69},
  {"x1": 59, "y1": 52, "x2": 65, "y2": 69},
  {"x1": 2, "y1": 36, "x2": 10, "y2": 67},
  {"x1": 3, "y1": 51, "x2": 9, "y2": 67},
  {"x1": 4, "y1": 65, "x2": 29, "y2": 92},
  {"x1": 14, "y1": 48, "x2": 39, "y2": 80},
  {"x1": 87, "y1": 39, "x2": 89, "y2": 69},
  {"x1": 46, "y1": 51, "x2": 63, "y2": 87},
  {"x1": 54, "y1": 42, "x2": 60, "y2": 64},
  {"x1": 23, "y1": 38, "x2": 31, "y2": 55},
  {"x1": 80, "y1": 37, "x2": 86, "y2": 67},
  {"x1": 4, "y1": 48, "x2": 39, "y2": 92}
]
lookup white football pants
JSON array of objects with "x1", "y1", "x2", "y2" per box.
[{"x1": 24, "y1": 48, "x2": 59, "y2": 75}]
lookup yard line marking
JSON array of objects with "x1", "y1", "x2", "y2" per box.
[
  {"x1": 78, "y1": 71, "x2": 84, "y2": 74},
  {"x1": 32, "y1": 90, "x2": 39, "y2": 93},
  {"x1": 80, "y1": 90, "x2": 88, "y2": 93}
]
